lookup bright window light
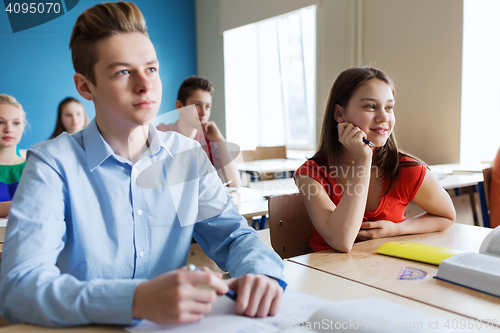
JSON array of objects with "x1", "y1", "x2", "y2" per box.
[
  {"x1": 223, "y1": 6, "x2": 316, "y2": 151},
  {"x1": 461, "y1": 0, "x2": 500, "y2": 164}
]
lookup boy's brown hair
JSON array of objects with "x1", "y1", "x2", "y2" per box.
[
  {"x1": 69, "y1": 1, "x2": 148, "y2": 86},
  {"x1": 177, "y1": 76, "x2": 214, "y2": 105}
]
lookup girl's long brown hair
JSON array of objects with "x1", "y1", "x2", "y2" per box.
[
  {"x1": 49, "y1": 97, "x2": 89, "y2": 139},
  {"x1": 311, "y1": 67, "x2": 425, "y2": 195}
]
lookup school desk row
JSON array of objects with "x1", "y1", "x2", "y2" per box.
[
  {"x1": 231, "y1": 168, "x2": 486, "y2": 229},
  {"x1": 1, "y1": 227, "x2": 498, "y2": 332}
]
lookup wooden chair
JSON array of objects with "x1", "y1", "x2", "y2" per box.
[
  {"x1": 268, "y1": 193, "x2": 313, "y2": 259},
  {"x1": 241, "y1": 146, "x2": 288, "y2": 182},
  {"x1": 255, "y1": 146, "x2": 287, "y2": 160},
  {"x1": 241, "y1": 149, "x2": 257, "y2": 162}
]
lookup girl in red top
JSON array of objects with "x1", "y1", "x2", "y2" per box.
[{"x1": 295, "y1": 67, "x2": 456, "y2": 252}]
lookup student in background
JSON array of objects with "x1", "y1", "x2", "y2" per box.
[
  {"x1": 157, "y1": 76, "x2": 242, "y2": 187},
  {"x1": 295, "y1": 67, "x2": 456, "y2": 253},
  {"x1": 0, "y1": 94, "x2": 27, "y2": 217},
  {"x1": 489, "y1": 149, "x2": 500, "y2": 228},
  {"x1": 0, "y1": 2, "x2": 284, "y2": 327},
  {"x1": 49, "y1": 97, "x2": 89, "y2": 139}
]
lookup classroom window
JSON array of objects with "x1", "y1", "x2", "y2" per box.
[
  {"x1": 223, "y1": 5, "x2": 316, "y2": 151},
  {"x1": 461, "y1": 0, "x2": 500, "y2": 164}
]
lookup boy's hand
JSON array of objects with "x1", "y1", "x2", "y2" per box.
[
  {"x1": 201, "y1": 121, "x2": 225, "y2": 142},
  {"x1": 226, "y1": 274, "x2": 283, "y2": 318},
  {"x1": 132, "y1": 267, "x2": 228, "y2": 324}
]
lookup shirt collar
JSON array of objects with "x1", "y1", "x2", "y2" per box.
[
  {"x1": 83, "y1": 120, "x2": 174, "y2": 172},
  {"x1": 83, "y1": 119, "x2": 115, "y2": 172},
  {"x1": 147, "y1": 123, "x2": 175, "y2": 160}
]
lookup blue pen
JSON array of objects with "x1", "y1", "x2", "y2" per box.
[
  {"x1": 187, "y1": 264, "x2": 237, "y2": 301},
  {"x1": 336, "y1": 124, "x2": 376, "y2": 147},
  {"x1": 362, "y1": 137, "x2": 376, "y2": 148}
]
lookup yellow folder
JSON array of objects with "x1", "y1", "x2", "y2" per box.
[{"x1": 376, "y1": 241, "x2": 462, "y2": 265}]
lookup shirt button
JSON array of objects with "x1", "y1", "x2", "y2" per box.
[
  {"x1": 139, "y1": 251, "x2": 144, "y2": 257},
  {"x1": 137, "y1": 209, "x2": 143, "y2": 216}
]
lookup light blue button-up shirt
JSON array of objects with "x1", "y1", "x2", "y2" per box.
[{"x1": 0, "y1": 120, "x2": 285, "y2": 326}]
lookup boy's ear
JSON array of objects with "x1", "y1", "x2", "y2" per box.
[
  {"x1": 74, "y1": 73, "x2": 94, "y2": 101},
  {"x1": 334, "y1": 104, "x2": 344, "y2": 123},
  {"x1": 175, "y1": 100, "x2": 184, "y2": 111}
]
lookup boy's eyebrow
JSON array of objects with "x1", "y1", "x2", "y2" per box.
[
  {"x1": 192, "y1": 100, "x2": 210, "y2": 104},
  {"x1": 107, "y1": 59, "x2": 159, "y2": 71}
]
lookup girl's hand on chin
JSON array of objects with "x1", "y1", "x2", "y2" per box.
[{"x1": 337, "y1": 122, "x2": 373, "y2": 163}]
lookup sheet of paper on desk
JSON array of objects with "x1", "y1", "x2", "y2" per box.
[
  {"x1": 126, "y1": 290, "x2": 477, "y2": 333},
  {"x1": 126, "y1": 289, "x2": 328, "y2": 333}
]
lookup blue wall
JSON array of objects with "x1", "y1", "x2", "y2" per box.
[{"x1": 0, "y1": 0, "x2": 197, "y2": 148}]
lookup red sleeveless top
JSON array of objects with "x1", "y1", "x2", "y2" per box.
[{"x1": 294, "y1": 155, "x2": 427, "y2": 251}]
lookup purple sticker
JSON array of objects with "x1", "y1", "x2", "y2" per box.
[{"x1": 398, "y1": 266, "x2": 428, "y2": 280}]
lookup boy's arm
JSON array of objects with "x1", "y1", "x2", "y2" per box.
[
  {"x1": 0, "y1": 151, "x2": 142, "y2": 327},
  {"x1": 192, "y1": 146, "x2": 285, "y2": 317},
  {"x1": 202, "y1": 121, "x2": 242, "y2": 187},
  {"x1": 214, "y1": 142, "x2": 242, "y2": 188},
  {"x1": 193, "y1": 141, "x2": 284, "y2": 279}
]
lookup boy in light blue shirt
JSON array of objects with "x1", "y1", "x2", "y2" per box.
[{"x1": 0, "y1": 1, "x2": 285, "y2": 327}]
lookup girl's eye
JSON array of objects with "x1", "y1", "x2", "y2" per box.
[
  {"x1": 14, "y1": 122, "x2": 20, "y2": 126},
  {"x1": 117, "y1": 70, "x2": 129, "y2": 75},
  {"x1": 386, "y1": 105, "x2": 394, "y2": 111},
  {"x1": 147, "y1": 67, "x2": 157, "y2": 73},
  {"x1": 365, "y1": 104, "x2": 375, "y2": 109}
]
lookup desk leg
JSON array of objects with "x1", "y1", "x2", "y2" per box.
[
  {"x1": 246, "y1": 171, "x2": 260, "y2": 182},
  {"x1": 477, "y1": 181, "x2": 490, "y2": 228},
  {"x1": 259, "y1": 215, "x2": 267, "y2": 230},
  {"x1": 251, "y1": 215, "x2": 267, "y2": 230}
]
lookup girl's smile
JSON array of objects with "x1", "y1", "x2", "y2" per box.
[{"x1": 339, "y1": 78, "x2": 395, "y2": 147}]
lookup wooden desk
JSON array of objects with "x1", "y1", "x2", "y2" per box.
[
  {"x1": 289, "y1": 224, "x2": 500, "y2": 323},
  {"x1": 236, "y1": 158, "x2": 304, "y2": 174},
  {"x1": 236, "y1": 158, "x2": 304, "y2": 182},
  {"x1": 430, "y1": 163, "x2": 491, "y2": 175},
  {"x1": 3, "y1": 246, "x2": 499, "y2": 332},
  {"x1": 227, "y1": 187, "x2": 267, "y2": 220},
  {"x1": 241, "y1": 166, "x2": 484, "y2": 196},
  {"x1": 248, "y1": 178, "x2": 298, "y2": 197},
  {"x1": 438, "y1": 173, "x2": 484, "y2": 190}
]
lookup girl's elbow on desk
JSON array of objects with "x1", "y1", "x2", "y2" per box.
[{"x1": 328, "y1": 236, "x2": 355, "y2": 253}]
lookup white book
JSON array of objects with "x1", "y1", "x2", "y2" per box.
[
  {"x1": 126, "y1": 290, "x2": 479, "y2": 332},
  {"x1": 435, "y1": 225, "x2": 500, "y2": 297}
]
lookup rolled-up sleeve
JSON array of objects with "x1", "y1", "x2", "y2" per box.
[{"x1": 193, "y1": 146, "x2": 285, "y2": 281}]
